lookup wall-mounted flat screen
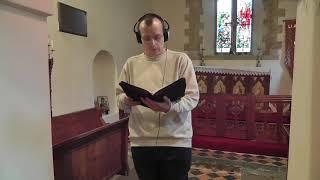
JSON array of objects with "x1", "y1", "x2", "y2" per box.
[{"x1": 58, "y1": 2, "x2": 87, "y2": 37}]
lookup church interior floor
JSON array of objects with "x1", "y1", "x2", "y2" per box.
[{"x1": 110, "y1": 147, "x2": 288, "y2": 180}]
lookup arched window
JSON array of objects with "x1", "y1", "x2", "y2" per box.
[{"x1": 216, "y1": 0, "x2": 253, "y2": 54}]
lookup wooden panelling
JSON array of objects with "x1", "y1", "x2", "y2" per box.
[
  {"x1": 52, "y1": 108, "x2": 129, "y2": 180},
  {"x1": 192, "y1": 95, "x2": 291, "y2": 144}
]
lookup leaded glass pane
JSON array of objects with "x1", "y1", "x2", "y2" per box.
[
  {"x1": 216, "y1": 0, "x2": 232, "y2": 53},
  {"x1": 236, "y1": 0, "x2": 252, "y2": 53}
]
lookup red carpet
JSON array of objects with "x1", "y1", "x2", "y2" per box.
[{"x1": 192, "y1": 135, "x2": 289, "y2": 157}]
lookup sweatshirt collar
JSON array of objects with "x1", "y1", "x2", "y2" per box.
[{"x1": 143, "y1": 49, "x2": 167, "y2": 61}]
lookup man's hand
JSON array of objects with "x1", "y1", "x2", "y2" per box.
[
  {"x1": 124, "y1": 96, "x2": 141, "y2": 107},
  {"x1": 141, "y1": 96, "x2": 171, "y2": 113}
]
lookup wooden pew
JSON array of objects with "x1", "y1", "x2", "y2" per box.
[{"x1": 52, "y1": 108, "x2": 129, "y2": 180}]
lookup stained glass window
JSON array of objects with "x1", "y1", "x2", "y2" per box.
[
  {"x1": 216, "y1": 0, "x2": 253, "y2": 54},
  {"x1": 237, "y1": 0, "x2": 252, "y2": 53},
  {"x1": 216, "y1": 0, "x2": 232, "y2": 53}
]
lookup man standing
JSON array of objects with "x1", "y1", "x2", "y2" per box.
[{"x1": 116, "y1": 13, "x2": 199, "y2": 180}]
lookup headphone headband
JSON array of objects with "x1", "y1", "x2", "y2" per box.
[{"x1": 133, "y1": 13, "x2": 170, "y2": 44}]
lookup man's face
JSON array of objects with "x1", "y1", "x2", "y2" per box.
[{"x1": 139, "y1": 18, "x2": 165, "y2": 57}]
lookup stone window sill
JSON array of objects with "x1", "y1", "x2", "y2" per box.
[{"x1": 204, "y1": 55, "x2": 257, "y2": 60}]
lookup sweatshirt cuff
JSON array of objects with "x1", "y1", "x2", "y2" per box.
[
  {"x1": 167, "y1": 101, "x2": 177, "y2": 113},
  {"x1": 117, "y1": 93, "x2": 127, "y2": 110}
]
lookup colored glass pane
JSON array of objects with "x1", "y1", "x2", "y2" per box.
[
  {"x1": 236, "y1": 0, "x2": 252, "y2": 53},
  {"x1": 216, "y1": 0, "x2": 232, "y2": 53}
]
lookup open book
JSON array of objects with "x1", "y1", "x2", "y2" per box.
[{"x1": 119, "y1": 78, "x2": 186, "y2": 106}]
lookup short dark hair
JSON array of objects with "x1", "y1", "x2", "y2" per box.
[
  {"x1": 137, "y1": 13, "x2": 165, "y2": 31},
  {"x1": 133, "y1": 13, "x2": 170, "y2": 43}
]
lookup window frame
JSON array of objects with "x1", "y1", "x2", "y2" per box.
[{"x1": 214, "y1": 0, "x2": 254, "y2": 55}]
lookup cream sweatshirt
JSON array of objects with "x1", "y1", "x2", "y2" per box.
[{"x1": 116, "y1": 50, "x2": 199, "y2": 147}]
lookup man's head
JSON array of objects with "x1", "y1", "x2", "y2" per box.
[{"x1": 134, "y1": 13, "x2": 170, "y2": 57}]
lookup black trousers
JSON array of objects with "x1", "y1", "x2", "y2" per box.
[{"x1": 131, "y1": 146, "x2": 192, "y2": 180}]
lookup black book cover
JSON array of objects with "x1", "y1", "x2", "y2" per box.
[{"x1": 119, "y1": 78, "x2": 186, "y2": 107}]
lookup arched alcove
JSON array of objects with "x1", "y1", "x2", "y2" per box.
[{"x1": 92, "y1": 50, "x2": 117, "y2": 115}]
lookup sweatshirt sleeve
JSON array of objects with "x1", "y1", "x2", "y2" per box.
[
  {"x1": 169, "y1": 54, "x2": 199, "y2": 113},
  {"x1": 116, "y1": 62, "x2": 129, "y2": 110}
]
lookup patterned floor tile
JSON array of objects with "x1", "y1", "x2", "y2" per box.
[
  {"x1": 189, "y1": 148, "x2": 288, "y2": 180},
  {"x1": 112, "y1": 147, "x2": 287, "y2": 180}
]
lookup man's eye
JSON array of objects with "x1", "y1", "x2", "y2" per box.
[
  {"x1": 155, "y1": 36, "x2": 162, "y2": 41},
  {"x1": 142, "y1": 35, "x2": 163, "y2": 42},
  {"x1": 142, "y1": 37, "x2": 151, "y2": 41}
]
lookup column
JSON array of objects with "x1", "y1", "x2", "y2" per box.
[{"x1": 288, "y1": 0, "x2": 320, "y2": 179}]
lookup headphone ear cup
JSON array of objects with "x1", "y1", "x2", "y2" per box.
[
  {"x1": 163, "y1": 30, "x2": 169, "y2": 42},
  {"x1": 135, "y1": 32, "x2": 142, "y2": 44}
]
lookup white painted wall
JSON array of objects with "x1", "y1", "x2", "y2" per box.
[
  {"x1": 2, "y1": 0, "x2": 52, "y2": 15},
  {"x1": 48, "y1": 0, "x2": 150, "y2": 116},
  {"x1": 0, "y1": 1, "x2": 54, "y2": 180},
  {"x1": 150, "y1": 0, "x2": 186, "y2": 51}
]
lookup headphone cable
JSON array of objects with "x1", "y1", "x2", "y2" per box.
[{"x1": 156, "y1": 46, "x2": 168, "y2": 146}]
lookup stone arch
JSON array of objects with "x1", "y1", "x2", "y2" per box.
[{"x1": 92, "y1": 50, "x2": 117, "y2": 114}]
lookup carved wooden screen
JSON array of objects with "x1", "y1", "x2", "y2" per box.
[{"x1": 195, "y1": 69, "x2": 270, "y2": 96}]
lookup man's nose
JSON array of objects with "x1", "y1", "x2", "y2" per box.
[{"x1": 150, "y1": 39, "x2": 157, "y2": 46}]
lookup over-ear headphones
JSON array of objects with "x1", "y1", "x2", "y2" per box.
[{"x1": 133, "y1": 13, "x2": 170, "y2": 44}]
